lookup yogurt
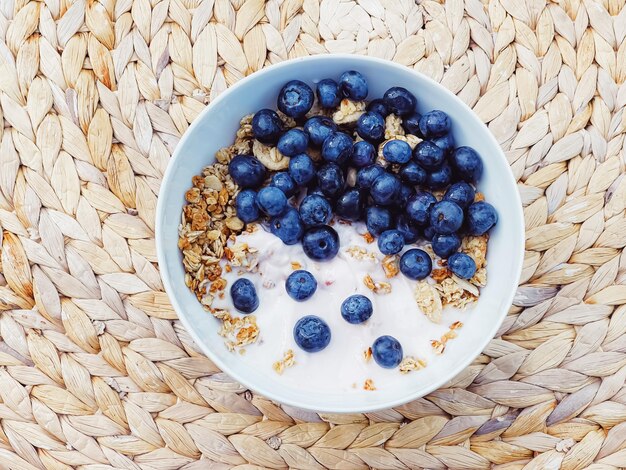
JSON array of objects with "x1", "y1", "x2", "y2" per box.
[{"x1": 211, "y1": 221, "x2": 473, "y2": 392}]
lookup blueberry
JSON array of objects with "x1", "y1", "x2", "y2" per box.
[
  {"x1": 466, "y1": 201, "x2": 498, "y2": 235},
  {"x1": 383, "y1": 140, "x2": 412, "y2": 164},
  {"x1": 366, "y1": 206, "x2": 393, "y2": 236},
  {"x1": 271, "y1": 172, "x2": 297, "y2": 197},
  {"x1": 367, "y1": 98, "x2": 390, "y2": 117},
  {"x1": 351, "y1": 141, "x2": 376, "y2": 168},
  {"x1": 252, "y1": 109, "x2": 283, "y2": 144},
  {"x1": 426, "y1": 162, "x2": 453, "y2": 189},
  {"x1": 289, "y1": 153, "x2": 316, "y2": 186},
  {"x1": 278, "y1": 80, "x2": 314, "y2": 118},
  {"x1": 399, "y1": 161, "x2": 427, "y2": 185},
  {"x1": 235, "y1": 189, "x2": 260, "y2": 223},
  {"x1": 378, "y1": 230, "x2": 405, "y2": 255},
  {"x1": 317, "y1": 163, "x2": 345, "y2": 198},
  {"x1": 383, "y1": 87, "x2": 416, "y2": 116},
  {"x1": 293, "y1": 315, "x2": 331, "y2": 352},
  {"x1": 372, "y1": 335, "x2": 403, "y2": 368},
  {"x1": 341, "y1": 295, "x2": 373, "y2": 324},
  {"x1": 304, "y1": 116, "x2": 337, "y2": 147},
  {"x1": 450, "y1": 147, "x2": 483, "y2": 183},
  {"x1": 339, "y1": 70, "x2": 368, "y2": 100},
  {"x1": 430, "y1": 201, "x2": 464, "y2": 234},
  {"x1": 277, "y1": 129, "x2": 309, "y2": 156},
  {"x1": 370, "y1": 172, "x2": 401, "y2": 205},
  {"x1": 335, "y1": 188, "x2": 364, "y2": 221},
  {"x1": 423, "y1": 225, "x2": 436, "y2": 241},
  {"x1": 405, "y1": 191, "x2": 437, "y2": 226},
  {"x1": 419, "y1": 110, "x2": 451, "y2": 138},
  {"x1": 448, "y1": 252, "x2": 477, "y2": 279},
  {"x1": 414, "y1": 141, "x2": 445, "y2": 170},
  {"x1": 302, "y1": 225, "x2": 340, "y2": 261},
  {"x1": 356, "y1": 164, "x2": 385, "y2": 189},
  {"x1": 399, "y1": 249, "x2": 432, "y2": 280},
  {"x1": 230, "y1": 278, "x2": 259, "y2": 313},
  {"x1": 228, "y1": 155, "x2": 267, "y2": 189},
  {"x1": 396, "y1": 184, "x2": 415, "y2": 209},
  {"x1": 432, "y1": 233, "x2": 461, "y2": 258},
  {"x1": 444, "y1": 182, "x2": 475, "y2": 209},
  {"x1": 299, "y1": 194, "x2": 333, "y2": 226},
  {"x1": 432, "y1": 133, "x2": 455, "y2": 153},
  {"x1": 402, "y1": 112, "x2": 423, "y2": 136},
  {"x1": 356, "y1": 112, "x2": 385, "y2": 142},
  {"x1": 322, "y1": 132, "x2": 353, "y2": 165},
  {"x1": 270, "y1": 208, "x2": 304, "y2": 245},
  {"x1": 286, "y1": 270, "x2": 317, "y2": 301},
  {"x1": 316, "y1": 78, "x2": 341, "y2": 108},
  {"x1": 396, "y1": 214, "x2": 421, "y2": 244},
  {"x1": 256, "y1": 186, "x2": 288, "y2": 217}
]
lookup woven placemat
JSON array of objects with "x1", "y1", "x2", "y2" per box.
[{"x1": 1, "y1": 0, "x2": 626, "y2": 468}]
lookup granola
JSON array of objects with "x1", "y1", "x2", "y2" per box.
[
  {"x1": 413, "y1": 281, "x2": 443, "y2": 323},
  {"x1": 363, "y1": 379, "x2": 376, "y2": 391},
  {"x1": 273, "y1": 349, "x2": 296, "y2": 374},
  {"x1": 363, "y1": 274, "x2": 392, "y2": 294},
  {"x1": 431, "y1": 321, "x2": 463, "y2": 354},
  {"x1": 332, "y1": 99, "x2": 366, "y2": 125},
  {"x1": 399, "y1": 356, "x2": 427, "y2": 374}
]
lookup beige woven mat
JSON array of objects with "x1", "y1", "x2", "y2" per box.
[{"x1": 1, "y1": 0, "x2": 626, "y2": 469}]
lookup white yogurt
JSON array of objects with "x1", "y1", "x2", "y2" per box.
[{"x1": 211, "y1": 221, "x2": 474, "y2": 392}]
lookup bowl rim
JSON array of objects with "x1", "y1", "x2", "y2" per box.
[{"x1": 155, "y1": 54, "x2": 525, "y2": 413}]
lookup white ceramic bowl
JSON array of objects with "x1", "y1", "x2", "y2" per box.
[{"x1": 156, "y1": 55, "x2": 524, "y2": 413}]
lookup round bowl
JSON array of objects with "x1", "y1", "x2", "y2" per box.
[{"x1": 156, "y1": 54, "x2": 524, "y2": 413}]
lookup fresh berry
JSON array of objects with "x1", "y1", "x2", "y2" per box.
[
  {"x1": 396, "y1": 214, "x2": 421, "y2": 244},
  {"x1": 235, "y1": 189, "x2": 260, "y2": 223},
  {"x1": 286, "y1": 270, "x2": 317, "y2": 301},
  {"x1": 356, "y1": 164, "x2": 385, "y2": 189},
  {"x1": 299, "y1": 194, "x2": 333, "y2": 226},
  {"x1": 322, "y1": 132, "x2": 353, "y2": 165},
  {"x1": 444, "y1": 182, "x2": 475, "y2": 209},
  {"x1": 339, "y1": 70, "x2": 368, "y2": 100},
  {"x1": 378, "y1": 230, "x2": 405, "y2": 255},
  {"x1": 382, "y1": 139, "x2": 412, "y2": 164},
  {"x1": 271, "y1": 172, "x2": 297, "y2": 197},
  {"x1": 302, "y1": 225, "x2": 340, "y2": 261},
  {"x1": 396, "y1": 184, "x2": 415, "y2": 208},
  {"x1": 450, "y1": 147, "x2": 483, "y2": 182},
  {"x1": 351, "y1": 141, "x2": 376, "y2": 168},
  {"x1": 289, "y1": 153, "x2": 316, "y2": 186},
  {"x1": 432, "y1": 133, "x2": 455, "y2": 153},
  {"x1": 399, "y1": 161, "x2": 427, "y2": 185},
  {"x1": 316, "y1": 79, "x2": 341, "y2": 108},
  {"x1": 335, "y1": 188, "x2": 364, "y2": 221},
  {"x1": 341, "y1": 295, "x2": 373, "y2": 324},
  {"x1": 419, "y1": 110, "x2": 451, "y2": 137},
  {"x1": 383, "y1": 87, "x2": 416, "y2": 116},
  {"x1": 372, "y1": 335, "x2": 403, "y2": 368},
  {"x1": 414, "y1": 141, "x2": 444, "y2": 170},
  {"x1": 402, "y1": 112, "x2": 422, "y2": 136},
  {"x1": 426, "y1": 162, "x2": 452, "y2": 189},
  {"x1": 293, "y1": 315, "x2": 331, "y2": 352},
  {"x1": 367, "y1": 98, "x2": 390, "y2": 117},
  {"x1": 228, "y1": 155, "x2": 267, "y2": 189},
  {"x1": 277, "y1": 129, "x2": 309, "y2": 156},
  {"x1": 466, "y1": 201, "x2": 498, "y2": 235},
  {"x1": 366, "y1": 206, "x2": 393, "y2": 236},
  {"x1": 230, "y1": 278, "x2": 259, "y2": 313},
  {"x1": 429, "y1": 201, "x2": 464, "y2": 234},
  {"x1": 399, "y1": 249, "x2": 432, "y2": 280},
  {"x1": 317, "y1": 163, "x2": 345, "y2": 198},
  {"x1": 270, "y1": 208, "x2": 304, "y2": 245},
  {"x1": 256, "y1": 186, "x2": 288, "y2": 217},
  {"x1": 423, "y1": 225, "x2": 436, "y2": 241},
  {"x1": 278, "y1": 80, "x2": 314, "y2": 118},
  {"x1": 251, "y1": 109, "x2": 283, "y2": 144},
  {"x1": 432, "y1": 233, "x2": 461, "y2": 258},
  {"x1": 405, "y1": 191, "x2": 437, "y2": 226},
  {"x1": 356, "y1": 112, "x2": 385, "y2": 142},
  {"x1": 304, "y1": 116, "x2": 337, "y2": 147},
  {"x1": 370, "y1": 172, "x2": 401, "y2": 205},
  {"x1": 448, "y1": 252, "x2": 477, "y2": 279}
]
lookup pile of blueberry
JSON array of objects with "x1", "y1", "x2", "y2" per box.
[{"x1": 230, "y1": 70, "x2": 498, "y2": 282}]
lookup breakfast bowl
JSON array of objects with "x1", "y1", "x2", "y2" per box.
[{"x1": 155, "y1": 54, "x2": 524, "y2": 413}]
